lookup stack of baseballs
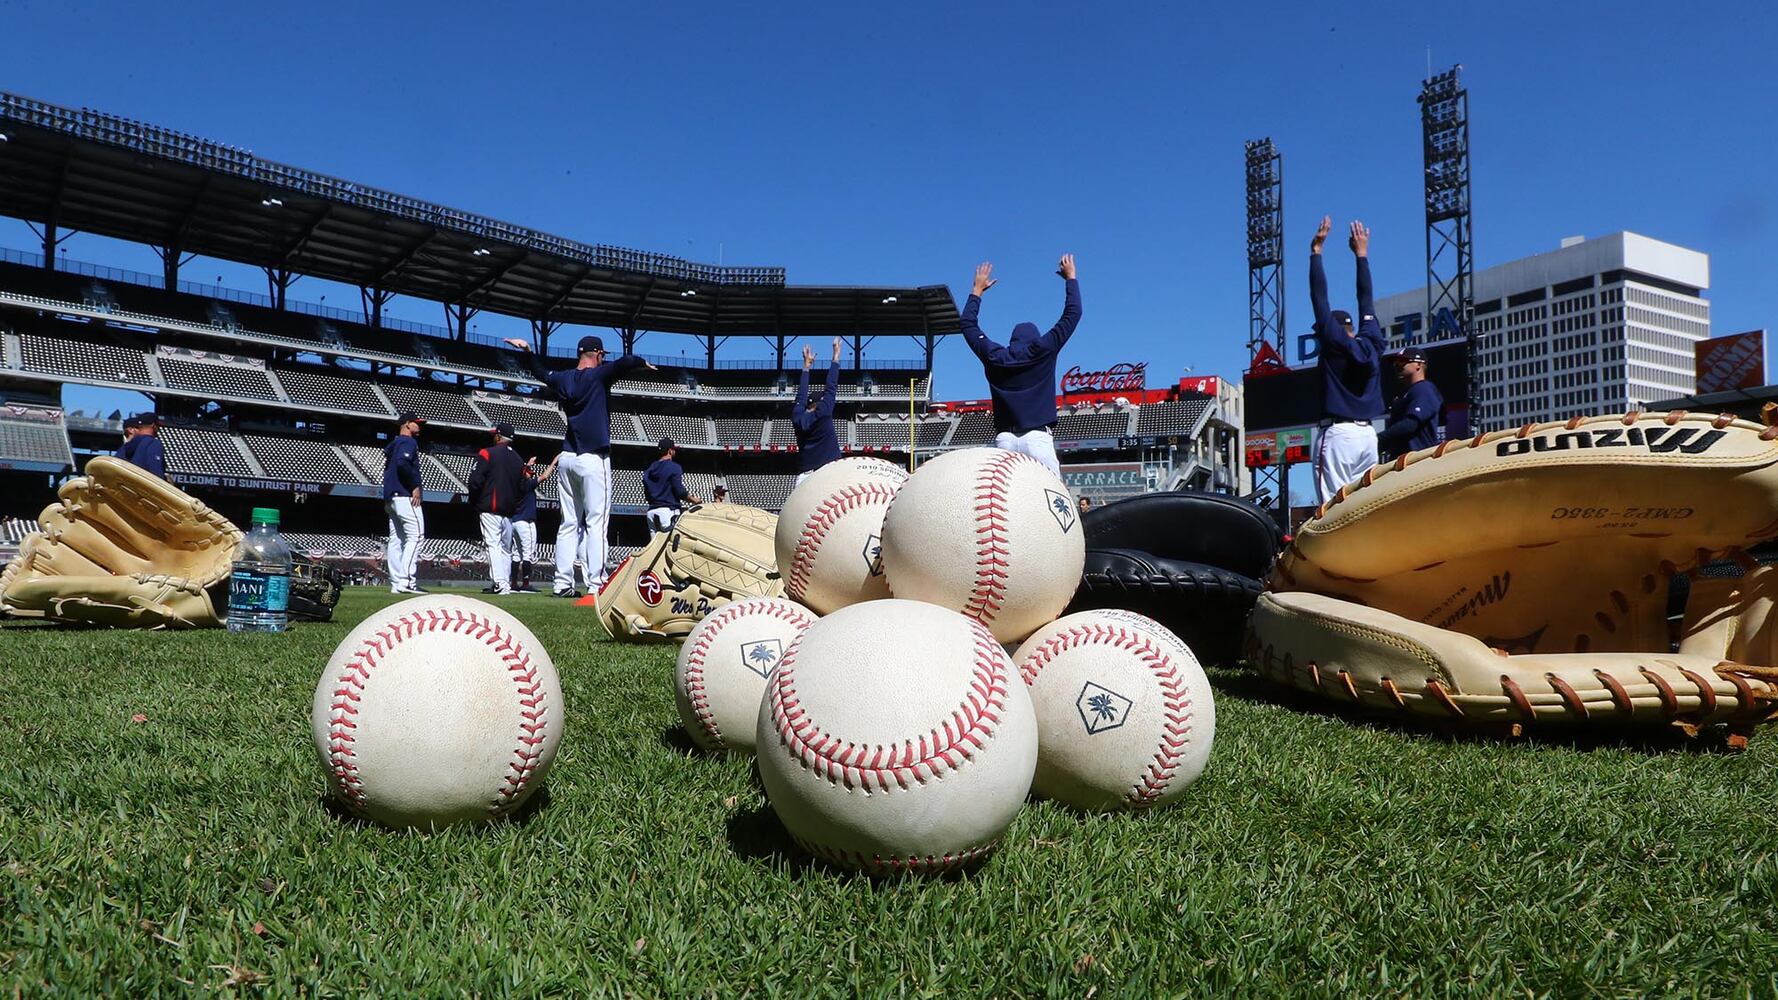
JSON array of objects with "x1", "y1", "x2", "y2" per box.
[{"x1": 673, "y1": 449, "x2": 1217, "y2": 876}]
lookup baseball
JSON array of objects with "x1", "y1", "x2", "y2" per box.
[
  {"x1": 311, "y1": 595, "x2": 564, "y2": 830},
  {"x1": 755, "y1": 599, "x2": 1038, "y2": 874},
  {"x1": 674, "y1": 597, "x2": 818, "y2": 753},
  {"x1": 775, "y1": 457, "x2": 908, "y2": 615},
  {"x1": 1013, "y1": 609, "x2": 1215, "y2": 812},
  {"x1": 881, "y1": 447, "x2": 1086, "y2": 643}
]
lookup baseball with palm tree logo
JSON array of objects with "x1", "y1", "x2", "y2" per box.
[{"x1": 674, "y1": 597, "x2": 818, "y2": 754}]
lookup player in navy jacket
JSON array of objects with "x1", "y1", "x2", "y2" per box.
[
  {"x1": 961, "y1": 254, "x2": 1081, "y2": 477},
  {"x1": 1378, "y1": 347, "x2": 1445, "y2": 460},
  {"x1": 792, "y1": 338, "x2": 843, "y2": 481},
  {"x1": 381, "y1": 412, "x2": 427, "y2": 594},
  {"x1": 504, "y1": 334, "x2": 656, "y2": 596},
  {"x1": 115, "y1": 412, "x2": 166, "y2": 478},
  {"x1": 1309, "y1": 218, "x2": 1388, "y2": 503},
  {"x1": 507, "y1": 456, "x2": 550, "y2": 592}
]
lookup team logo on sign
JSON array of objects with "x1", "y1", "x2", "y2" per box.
[
  {"x1": 862, "y1": 533, "x2": 884, "y2": 576},
  {"x1": 637, "y1": 571, "x2": 663, "y2": 606},
  {"x1": 1076, "y1": 681, "x2": 1133, "y2": 735},
  {"x1": 1045, "y1": 490, "x2": 1077, "y2": 533},
  {"x1": 1073, "y1": 676, "x2": 1130, "y2": 733},
  {"x1": 740, "y1": 638, "x2": 784, "y2": 678}
]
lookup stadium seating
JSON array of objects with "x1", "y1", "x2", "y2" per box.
[
  {"x1": 1055, "y1": 407, "x2": 1134, "y2": 442},
  {"x1": 425, "y1": 452, "x2": 474, "y2": 492},
  {"x1": 853, "y1": 417, "x2": 913, "y2": 447},
  {"x1": 380, "y1": 380, "x2": 486, "y2": 428},
  {"x1": 156, "y1": 349, "x2": 281, "y2": 402},
  {"x1": 612, "y1": 468, "x2": 647, "y2": 507},
  {"x1": 713, "y1": 418, "x2": 765, "y2": 447},
  {"x1": 471, "y1": 392, "x2": 566, "y2": 439},
  {"x1": 724, "y1": 474, "x2": 797, "y2": 511},
  {"x1": 764, "y1": 419, "x2": 797, "y2": 445},
  {"x1": 19, "y1": 333, "x2": 153, "y2": 386},
  {"x1": 948, "y1": 411, "x2": 995, "y2": 446},
  {"x1": 283, "y1": 533, "x2": 384, "y2": 556},
  {"x1": 636, "y1": 413, "x2": 713, "y2": 447},
  {"x1": 159, "y1": 425, "x2": 258, "y2": 477},
  {"x1": 338, "y1": 444, "x2": 394, "y2": 486},
  {"x1": 241, "y1": 434, "x2": 365, "y2": 484},
  {"x1": 1134, "y1": 399, "x2": 1211, "y2": 437},
  {"x1": 2, "y1": 516, "x2": 42, "y2": 543},
  {"x1": 273, "y1": 365, "x2": 394, "y2": 417},
  {"x1": 0, "y1": 408, "x2": 75, "y2": 470}
]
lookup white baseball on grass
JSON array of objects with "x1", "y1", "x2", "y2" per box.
[
  {"x1": 311, "y1": 595, "x2": 564, "y2": 830},
  {"x1": 674, "y1": 597, "x2": 818, "y2": 753},
  {"x1": 775, "y1": 457, "x2": 908, "y2": 615},
  {"x1": 755, "y1": 599, "x2": 1038, "y2": 874},
  {"x1": 1013, "y1": 609, "x2": 1215, "y2": 812},
  {"x1": 881, "y1": 447, "x2": 1085, "y2": 643}
]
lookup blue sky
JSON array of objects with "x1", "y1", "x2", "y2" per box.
[{"x1": 6, "y1": 0, "x2": 1776, "y2": 418}]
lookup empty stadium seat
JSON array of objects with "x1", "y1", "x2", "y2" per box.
[
  {"x1": 381, "y1": 381, "x2": 484, "y2": 427},
  {"x1": 636, "y1": 413, "x2": 711, "y2": 447},
  {"x1": 471, "y1": 393, "x2": 566, "y2": 439},
  {"x1": 19, "y1": 333, "x2": 152, "y2": 385},
  {"x1": 157, "y1": 353, "x2": 280, "y2": 401},
  {"x1": 0, "y1": 410, "x2": 74, "y2": 469},
  {"x1": 948, "y1": 411, "x2": 995, "y2": 446},
  {"x1": 242, "y1": 435, "x2": 363, "y2": 484},
  {"x1": 274, "y1": 365, "x2": 393, "y2": 416},
  {"x1": 714, "y1": 418, "x2": 764, "y2": 446},
  {"x1": 1055, "y1": 408, "x2": 1133, "y2": 441},
  {"x1": 159, "y1": 425, "x2": 256, "y2": 477},
  {"x1": 1134, "y1": 400, "x2": 1210, "y2": 437}
]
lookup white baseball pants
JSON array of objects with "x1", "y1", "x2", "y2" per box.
[
  {"x1": 480, "y1": 512, "x2": 514, "y2": 594},
  {"x1": 553, "y1": 450, "x2": 613, "y2": 593},
  {"x1": 1314, "y1": 421, "x2": 1380, "y2": 504},
  {"x1": 384, "y1": 496, "x2": 424, "y2": 592},
  {"x1": 646, "y1": 506, "x2": 679, "y2": 536},
  {"x1": 994, "y1": 428, "x2": 1061, "y2": 479},
  {"x1": 510, "y1": 519, "x2": 538, "y2": 562}
]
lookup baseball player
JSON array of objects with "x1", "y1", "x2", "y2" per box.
[
  {"x1": 507, "y1": 456, "x2": 550, "y2": 592},
  {"x1": 115, "y1": 412, "x2": 166, "y2": 479},
  {"x1": 467, "y1": 422, "x2": 526, "y2": 595},
  {"x1": 504, "y1": 335, "x2": 657, "y2": 598},
  {"x1": 961, "y1": 254, "x2": 1082, "y2": 478},
  {"x1": 643, "y1": 437, "x2": 699, "y2": 535},
  {"x1": 382, "y1": 411, "x2": 427, "y2": 595},
  {"x1": 711, "y1": 483, "x2": 729, "y2": 504},
  {"x1": 793, "y1": 337, "x2": 843, "y2": 485},
  {"x1": 1378, "y1": 347, "x2": 1445, "y2": 461},
  {"x1": 1309, "y1": 218, "x2": 1386, "y2": 503}
]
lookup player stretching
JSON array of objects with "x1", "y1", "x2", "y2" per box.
[
  {"x1": 1309, "y1": 218, "x2": 1386, "y2": 503},
  {"x1": 505, "y1": 335, "x2": 656, "y2": 598},
  {"x1": 961, "y1": 254, "x2": 1082, "y2": 478},
  {"x1": 793, "y1": 337, "x2": 843, "y2": 485}
]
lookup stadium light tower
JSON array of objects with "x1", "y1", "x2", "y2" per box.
[
  {"x1": 1244, "y1": 138, "x2": 1286, "y2": 366},
  {"x1": 1244, "y1": 137, "x2": 1287, "y2": 517},
  {"x1": 1419, "y1": 66, "x2": 1476, "y2": 420}
]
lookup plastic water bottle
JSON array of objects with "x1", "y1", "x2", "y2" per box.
[{"x1": 227, "y1": 507, "x2": 292, "y2": 633}]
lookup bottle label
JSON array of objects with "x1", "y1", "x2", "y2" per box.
[{"x1": 231, "y1": 569, "x2": 289, "y2": 613}]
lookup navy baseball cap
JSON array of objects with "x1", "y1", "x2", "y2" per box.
[
  {"x1": 577, "y1": 334, "x2": 606, "y2": 354},
  {"x1": 1395, "y1": 347, "x2": 1430, "y2": 364},
  {"x1": 128, "y1": 411, "x2": 160, "y2": 427},
  {"x1": 658, "y1": 437, "x2": 676, "y2": 452},
  {"x1": 397, "y1": 411, "x2": 426, "y2": 425},
  {"x1": 493, "y1": 422, "x2": 516, "y2": 439},
  {"x1": 1330, "y1": 309, "x2": 1353, "y2": 328}
]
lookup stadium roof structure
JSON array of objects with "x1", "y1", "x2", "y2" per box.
[{"x1": 0, "y1": 91, "x2": 959, "y2": 360}]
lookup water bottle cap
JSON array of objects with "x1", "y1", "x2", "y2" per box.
[{"x1": 250, "y1": 507, "x2": 280, "y2": 525}]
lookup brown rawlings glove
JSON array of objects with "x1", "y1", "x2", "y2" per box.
[
  {"x1": 0, "y1": 456, "x2": 242, "y2": 628},
  {"x1": 1247, "y1": 412, "x2": 1778, "y2": 738},
  {"x1": 595, "y1": 503, "x2": 785, "y2": 642}
]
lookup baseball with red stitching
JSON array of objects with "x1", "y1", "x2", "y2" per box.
[
  {"x1": 880, "y1": 447, "x2": 1085, "y2": 644},
  {"x1": 310, "y1": 595, "x2": 565, "y2": 830},
  {"x1": 1014, "y1": 609, "x2": 1215, "y2": 811},
  {"x1": 774, "y1": 457, "x2": 908, "y2": 615},
  {"x1": 674, "y1": 596, "x2": 818, "y2": 753},
  {"x1": 754, "y1": 599, "x2": 1038, "y2": 874}
]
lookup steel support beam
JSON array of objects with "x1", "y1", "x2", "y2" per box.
[{"x1": 1420, "y1": 66, "x2": 1476, "y2": 423}]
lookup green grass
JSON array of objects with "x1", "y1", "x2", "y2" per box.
[{"x1": 4, "y1": 588, "x2": 1777, "y2": 997}]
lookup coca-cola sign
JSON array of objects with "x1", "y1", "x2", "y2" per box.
[{"x1": 1062, "y1": 362, "x2": 1146, "y2": 394}]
